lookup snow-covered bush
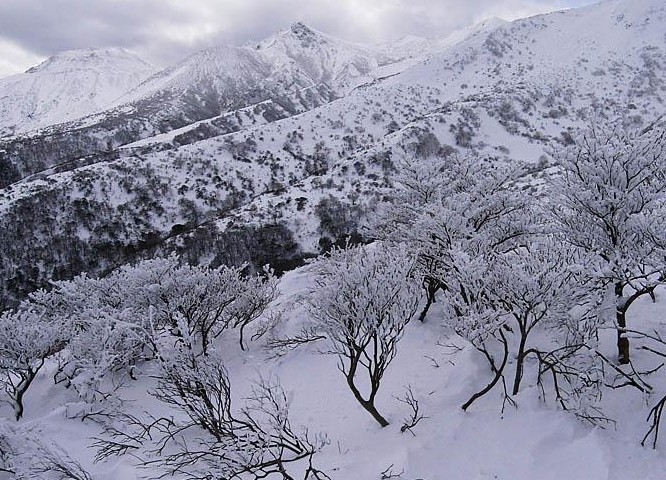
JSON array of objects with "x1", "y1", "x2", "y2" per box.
[
  {"x1": 119, "y1": 258, "x2": 278, "y2": 353},
  {"x1": 30, "y1": 256, "x2": 277, "y2": 402},
  {"x1": 0, "y1": 308, "x2": 66, "y2": 419},
  {"x1": 31, "y1": 269, "x2": 157, "y2": 401},
  {"x1": 548, "y1": 123, "x2": 666, "y2": 363},
  {"x1": 379, "y1": 151, "x2": 608, "y2": 416},
  {"x1": 380, "y1": 152, "x2": 536, "y2": 322},
  {"x1": 0, "y1": 419, "x2": 92, "y2": 479},
  {"x1": 306, "y1": 243, "x2": 421, "y2": 427}
]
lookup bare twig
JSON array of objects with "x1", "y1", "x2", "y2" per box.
[
  {"x1": 264, "y1": 328, "x2": 327, "y2": 359},
  {"x1": 642, "y1": 395, "x2": 666, "y2": 449},
  {"x1": 396, "y1": 386, "x2": 427, "y2": 436},
  {"x1": 380, "y1": 464, "x2": 404, "y2": 479}
]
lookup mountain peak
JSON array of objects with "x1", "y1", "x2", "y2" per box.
[
  {"x1": 25, "y1": 47, "x2": 152, "y2": 75},
  {"x1": 0, "y1": 46, "x2": 156, "y2": 135},
  {"x1": 290, "y1": 21, "x2": 316, "y2": 39}
]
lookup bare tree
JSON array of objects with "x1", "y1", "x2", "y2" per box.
[
  {"x1": 306, "y1": 244, "x2": 421, "y2": 427},
  {"x1": 396, "y1": 386, "x2": 427, "y2": 435}
]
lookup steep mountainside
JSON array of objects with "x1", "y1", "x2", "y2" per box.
[
  {"x1": 120, "y1": 22, "x2": 399, "y2": 105},
  {"x1": 0, "y1": 48, "x2": 155, "y2": 137},
  {"x1": 0, "y1": 23, "x2": 437, "y2": 189},
  {"x1": 0, "y1": 0, "x2": 665, "y2": 308}
]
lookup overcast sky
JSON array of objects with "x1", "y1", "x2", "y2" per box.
[{"x1": 0, "y1": 0, "x2": 599, "y2": 78}]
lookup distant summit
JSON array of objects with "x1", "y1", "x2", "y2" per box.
[
  {"x1": 25, "y1": 47, "x2": 152, "y2": 74},
  {"x1": 0, "y1": 47, "x2": 155, "y2": 136}
]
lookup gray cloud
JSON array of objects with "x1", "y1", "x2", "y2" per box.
[{"x1": 0, "y1": 0, "x2": 598, "y2": 78}]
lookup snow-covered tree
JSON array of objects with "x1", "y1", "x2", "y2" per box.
[
  {"x1": 485, "y1": 241, "x2": 595, "y2": 395},
  {"x1": 113, "y1": 257, "x2": 278, "y2": 353},
  {"x1": 28, "y1": 256, "x2": 277, "y2": 402},
  {"x1": 377, "y1": 153, "x2": 537, "y2": 321},
  {"x1": 30, "y1": 270, "x2": 155, "y2": 401},
  {"x1": 61, "y1": 309, "x2": 149, "y2": 402},
  {"x1": 440, "y1": 238, "x2": 603, "y2": 412},
  {"x1": 377, "y1": 151, "x2": 607, "y2": 415},
  {"x1": 549, "y1": 124, "x2": 666, "y2": 364},
  {"x1": 307, "y1": 244, "x2": 421, "y2": 427},
  {"x1": 0, "y1": 308, "x2": 65, "y2": 420}
]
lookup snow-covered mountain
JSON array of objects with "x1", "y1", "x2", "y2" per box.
[
  {"x1": 119, "y1": 21, "x2": 401, "y2": 106},
  {"x1": 0, "y1": 0, "x2": 665, "y2": 308},
  {"x1": 0, "y1": 22, "x2": 441, "y2": 189},
  {"x1": 2, "y1": 2, "x2": 666, "y2": 479},
  {"x1": 0, "y1": 48, "x2": 155, "y2": 137},
  {"x1": 374, "y1": 16, "x2": 508, "y2": 60}
]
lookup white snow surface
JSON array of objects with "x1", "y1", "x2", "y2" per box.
[
  {"x1": 1, "y1": 0, "x2": 665, "y2": 249},
  {"x1": 0, "y1": 17, "x2": 506, "y2": 139},
  {"x1": 2, "y1": 4, "x2": 666, "y2": 476}
]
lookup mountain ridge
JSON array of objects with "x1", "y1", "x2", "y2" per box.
[{"x1": 0, "y1": 21, "x2": 442, "y2": 189}]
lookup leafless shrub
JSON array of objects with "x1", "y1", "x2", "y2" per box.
[
  {"x1": 94, "y1": 345, "x2": 328, "y2": 479},
  {"x1": 396, "y1": 386, "x2": 427, "y2": 436}
]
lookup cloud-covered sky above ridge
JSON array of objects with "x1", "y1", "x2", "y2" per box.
[{"x1": 0, "y1": 0, "x2": 599, "y2": 78}]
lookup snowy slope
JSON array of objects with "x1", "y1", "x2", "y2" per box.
[
  {"x1": 1, "y1": 1, "x2": 666, "y2": 478},
  {"x1": 7, "y1": 267, "x2": 666, "y2": 480},
  {"x1": 0, "y1": 0, "x2": 665, "y2": 307},
  {"x1": 252, "y1": 22, "x2": 394, "y2": 95},
  {"x1": 0, "y1": 22, "x2": 436, "y2": 188},
  {"x1": 0, "y1": 48, "x2": 156, "y2": 137},
  {"x1": 374, "y1": 17, "x2": 508, "y2": 60},
  {"x1": 390, "y1": 0, "x2": 666, "y2": 111}
]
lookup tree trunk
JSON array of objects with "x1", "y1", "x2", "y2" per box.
[
  {"x1": 615, "y1": 282, "x2": 630, "y2": 365},
  {"x1": 418, "y1": 278, "x2": 439, "y2": 322},
  {"x1": 13, "y1": 369, "x2": 38, "y2": 421},
  {"x1": 346, "y1": 366, "x2": 389, "y2": 427},
  {"x1": 13, "y1": 386, "x2": 25, "y2": 421},
  {"x1": 512, "y1": 332, "x2": 528, "y2": 395},
  {"x1": 462, "y1": 330, "x2": 509, "y2": 411},
  {"x1": 359, "y1": 398, "x2": 390, "y2": 427}
]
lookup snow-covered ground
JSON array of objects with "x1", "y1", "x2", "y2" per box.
[
  {"x1": 8, "y1": 266, "x2": 666, "y2": 479},
  {"x1": 1, "y1": 2, "x2": 666, "y2": 476}
]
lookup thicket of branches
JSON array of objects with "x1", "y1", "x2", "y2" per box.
[
  {"x1": 0, "y1": 419, "x2": 93, "y2": 480},
  {"x1": 94, "y1": 332, "x2": 329, "y2": 479}
]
